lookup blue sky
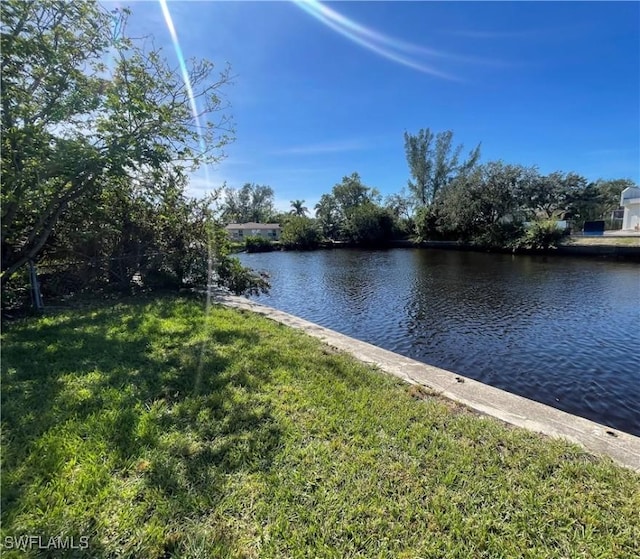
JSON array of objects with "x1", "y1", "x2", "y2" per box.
[{"x1": 107, "y1": 1, "x2": 639, "y2": 211}]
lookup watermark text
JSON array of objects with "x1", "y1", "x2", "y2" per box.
[{"x1": 4, "y1": 535, "x2": 90, "y2": 552}]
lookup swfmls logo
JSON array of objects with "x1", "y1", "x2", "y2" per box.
[{"x1": 4, "y1": 535, "x2": 90, "y2": 551}]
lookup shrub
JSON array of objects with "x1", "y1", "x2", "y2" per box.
[
  {"x1": 141, "y1": 268, "x2": 181, "y2": 290},
  {"x1": 217, "y1": 255, "x2": 270, "y2": 295},
  {"x1": 414, "y1": 205, "x2": 445, "y2": 241},
  {"x1": 345, "y1": 203, "x2": 396, "y2": 246},
  {"x1": 473, "y1": 221, "x2": 526, "y2": 249},
  {"x1": 281, "y1": 217, "x2": 321, "y2": 250},
  {"x1": 244, "y1": 235, "x2": 275, "y2": 253},
  {"x1": 521, "y1": 220, "x2": 567, "y2": 250}
]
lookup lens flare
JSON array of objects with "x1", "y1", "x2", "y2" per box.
[
  {"x1": 292, "y1": 0, "x2": 495, "y2": 80},
  {"x1": 158, "y1": 0, "x2": 211, "y2": 178},
  {"x1": 158, "y1": 0, "x2": 216, "y2": 317}
]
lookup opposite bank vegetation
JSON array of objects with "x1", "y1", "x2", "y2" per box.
[{"x1": 2, "y1": 295, "x2": 639, "y2": 558}]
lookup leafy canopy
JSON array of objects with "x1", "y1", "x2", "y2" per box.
[
  {"x1": 1, "y1": 0, "x2": 233, "y2": 284},
  {"x1": 404, "y1": 128, "x2": 480, "y2": 206}
]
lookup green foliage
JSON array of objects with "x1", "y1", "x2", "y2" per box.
[
  {"x1": 435, "y1": 162, "x2": 534, "y2": 246},
  {"x1": 209, "y1": 227, "x2": 270, "y2": 295},
  {"x1": 384, "y1": 189, "x2": 414, "y2": 238},
  {"x1": 344, "y1": 203, "x2": 396, "y2": 245},
  {"x1": 2, "y1": 297, "x2": 638, "y2": 558},
  {"x1": 314, "y1": 193, "x2": 342, "y2": 239},
  {"x1": 314, "y1": 173, "x2": 383, "y2": 242},
  {"x1": 289, "y1": 199, "x2": 309, "y2": 217},
  {"x1": 39, "y1": 172, "x2": 221, "y2": 292},
  {"x1": 568, "y1": 178, "x2": 636, "y2": 229},
  {"x1": 280, "y1": 216, "x2": 321, "y2": 249},
  {"x1": 0, "y1": 0, "x2": 275, "y2": 304},
  {"x1": 1, "y1": 0, "x2": 233, "y2": 285},
  {"x1": 332, "y1": 172, "x2": 377, "y2": 212},
  {"x1": 401, "y1": 127, "x2": 633, "y2": 248},
  {"x1": 244, "y1": 235, "x2": 275, "y2": 253},
  {"x1": 521, "y1": 220, "x2": 567, "y2": 250},
  {"x1": 220, "y1": 183, "x2": 275, "y2": 224},
  {"x1": 385, "y1": 189, "x2": 414, "y2": 221},
  {"x1": 0, "y1": 269, "x2": 31, "y2": 312},
  {"x1": 521, "y1": 171, "x2": 587, "y2": 220},
  {"x1": 404, "y1": 128, "x2": 481, "y2": 206},
  {"x1": 414, "y1": 204, "x2": 445, "y2": 241},
  {"x1": 216, "y1": 255, "x2": 270, "y2": 295},
  {"x1": 474, "y1": 222, "x2": 527, "y2": 250}
]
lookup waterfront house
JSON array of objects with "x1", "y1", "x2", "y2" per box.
[
  {"x1": 225, "y1": 222, "x2": 281, "y2": 241},
  {"x1": 620, "y1": 186, "x2": 640, "y2": 231}
]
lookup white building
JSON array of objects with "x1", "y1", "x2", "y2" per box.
[
  {"x1": 620, "y1": 186, "x2": 640, "y2": 231},
  {"x1": 225, "y1": 222, "x2": 281, "y2": 241}
]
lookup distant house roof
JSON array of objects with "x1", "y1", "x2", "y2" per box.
[{"x1": 224, "y1": 222, "x2": 281, "y2": 230}]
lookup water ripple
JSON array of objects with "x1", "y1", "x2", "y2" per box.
[{"x1": 241, "y1": 249, "x2": 640, "y2": 435}]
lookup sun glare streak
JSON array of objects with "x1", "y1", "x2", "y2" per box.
[
  {"x1": 295, "y1": 1, "x2": 457, "y2": 80},
  {"x1": 158, "y1": 0, "x2": 215, "y2": 324},
  {"x1": 300, "y1": 0, "x2": 447, "y2": 59},
  {"x1": 292, "y1": 0, "x2": 499, "y2": 79},
  {"x1": 292, "y1": 0, "x2": 456, "y2": 79},
  {"x1": 158, "y1": 0, "x2": 210, "y2": 176}
]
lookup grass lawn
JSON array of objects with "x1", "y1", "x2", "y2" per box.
[
  {"x1": 561, "y1": 236, "x2": 640, "y2": 247},
  {"x1": 2, "y1": 295, "x2": 639, "y2": 558}
]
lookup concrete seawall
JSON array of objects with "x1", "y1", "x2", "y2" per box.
[
  {"x1": 390, "y1": 239, "x2": 640, "y2": 261},
  {"x1": 216, "y1": 293, "x2": 640, "y2": 472}
]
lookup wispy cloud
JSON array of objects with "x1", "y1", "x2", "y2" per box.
[
  {"x1": 446, "y1": 23, "x2": 591, "y2": 42},
  {"x1": 271, "y1": 138, "x2": 368, "y2": 156},
  {"x1": 447, "y1": 29, "x2": 543, "y2": 40}
]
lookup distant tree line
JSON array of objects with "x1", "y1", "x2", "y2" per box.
[{"x1": 216, "y1": 127, "x2": 633, "y2": 252}]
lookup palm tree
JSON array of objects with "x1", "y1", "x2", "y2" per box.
[{"x1": 290, "y1": 199, "x2": 309, "y2": 217}]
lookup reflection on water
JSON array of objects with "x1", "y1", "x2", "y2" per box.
[{"x1": 240, "y1": 248, "x2": 640, "y2": 435}]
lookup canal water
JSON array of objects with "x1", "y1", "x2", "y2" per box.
[{"x1": 239, "y1": 249, "x2": 640, "y2": 436}]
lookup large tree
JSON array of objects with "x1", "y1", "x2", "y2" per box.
[
  {"x1": 331, "y1": 172, "x2": 376, "y2": 214},
  {"x1": 280, "y1": 216, "x2": 321, "y2": 249},
  {"x1": 314, "y1": 193, "x2": 341, "y2": 239},
  {"x1": 521, "y1": 171, "x2": 587, "y2": 220},
  {"x1": 1, "y1": 0, "x2": 233, "y2": 285},
  {"x1": 403, "y1": 128, "x2": 480, "y2": 206},
  {"x1": 220, "y1": 183, "x2": 275, "y2": 223},
  {"x1": 314, "y1": 173, "x2": 377, "y2": 239},
  {"x1": 314, "y1": 173, "x2": 394, "y2": 243},
  {"x1": 437, "y1": 161, "x2": 535, "y2": 242},
  {"x1": 567, "y1": 178, "x2": 637, "y2": 226}
]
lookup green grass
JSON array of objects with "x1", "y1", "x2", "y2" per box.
[
  {"x1": 562, "y1": 236, "x2": 640, "y2": 247},
  {"x1": 2, "y1": 295, "x2": 639, "y2": 558}
]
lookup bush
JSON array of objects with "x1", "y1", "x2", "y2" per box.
[
  {"x1": 473, "y1": 221, "x2": 526, "y2": 249},
  {"x1": 244, "y1": 235, "x2": 275, "y2": 253},
  {"x1": 141, "y1": 268, "x2": 181, "y2": 290},
  {"x1": 414, "y1": 205, "x2": 445, "y2": 241},
  {"x1": 521, "y1": 220, "x2": 566, "y2": 250},
  {"x1": 216, "y1": 255, "x2": 270, "y2": 295},
  {"x1": 393, "y1": 217, "x2": 414, "y2": 239},
  {"x1": 280, "y1": 217, "x2": 321, "y2": 250},
  {"x1": 345, "y1": 203, "x2": 395, "y2": 246},
  {"x1": 1, "y1": 269, "x2": 32, "y2": 312}
]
